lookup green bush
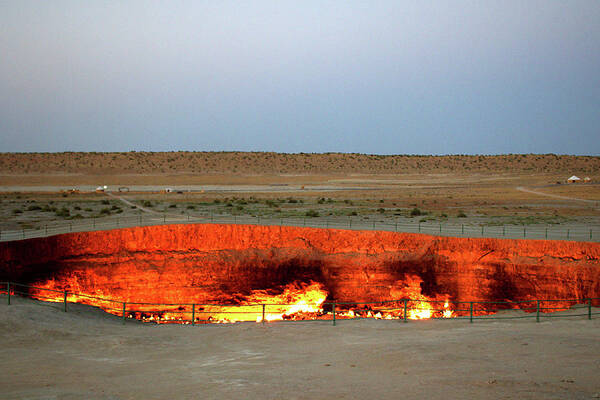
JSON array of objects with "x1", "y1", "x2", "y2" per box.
[
  {"x1": 55, "y1": 207, "x2": 70, "y2": 217},
  {"x1": 101, "y1": 199, "x2": 110, "y2": 205},
  {"x1": 187, "y1": 205, "x2": 196, "y2": 210},
  {"x1": 27, "y1": 205, "x2": 42, "y2": 211},
  {"x1": 99, "y1": 208, "x2": 111, "y2": 215},
  {"x1": 410, "y1": 207, "x2": 422, "y2": 216},
  {"x1": 457, "y1": 211, "x2": 467, "y2": 218},
  {"x1": 305, "y1": 210, "x2": 320, "y2": 217}
]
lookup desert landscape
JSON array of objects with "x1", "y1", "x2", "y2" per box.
[
  {"x1": 1, "y1": 152, "x2": 599, "y2": 399},
  {"x1": 2, "y1": 1, "x2": 600, "y2": 398}
]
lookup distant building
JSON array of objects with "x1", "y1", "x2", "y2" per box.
[
  {"x1": 584, "y1": 177, "x2": 591, "y2": 182},
  {"x1": 567, "y1": 176, "x2": 581, "y2": 183}
]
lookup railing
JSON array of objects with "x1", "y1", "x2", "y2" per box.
[
  {"x1": 2, "y1": 282, "x2": 598, "y2": 326},
  {"x1": 1, "y1": 213, "x2": 599, "y2": 242}
]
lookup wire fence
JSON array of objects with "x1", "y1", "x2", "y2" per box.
[
  {"x1": 2, "y1": 282, "x2": 598, "y2": 326},
  {"x1": 1, "y1": 213, "x2": 599, "y2": 242}
]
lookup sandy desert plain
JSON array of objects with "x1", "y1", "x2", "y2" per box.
[{"x1": 1, "y1": 152, "x2": 600, "y2": 399}]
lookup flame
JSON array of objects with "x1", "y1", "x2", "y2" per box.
[{"x1": 26, "y1": 274, "x2": 456, "y2": 323}]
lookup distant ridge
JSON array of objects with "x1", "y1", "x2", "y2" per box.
[{"x1": 0, "y1": 152, "x2": 598, "y2": 175}]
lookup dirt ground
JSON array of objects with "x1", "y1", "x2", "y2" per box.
[{"x1": 1, "y1": 296, "x2": 599, "y2": 400}]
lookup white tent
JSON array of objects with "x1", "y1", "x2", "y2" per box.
[{"x1": 567, "y1": 175, "x2": 581, "y2": 183}]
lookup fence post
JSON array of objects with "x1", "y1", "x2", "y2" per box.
[
  {"x1": 536, "y1": 300, "x2": 540, "y2": 322},
  {"x1": 588, "y1": 299, "x2": 592, "y2": 320},
  {"x1": 502, "y1": 225, "x2": 505, "y2": 236},
  {"x1": 590, "y1": 229, "x2": 593, "y2": 240},
  {"x1": 45, "y1": 225, "x2": 48, "y2": 235},
  {"x1": 567, "y1": 229, "x2": 570, "y2": 239},
  {"x1": 403, "y1": 299, "x2": 408, "y2": 323},
  {"x1": 117, "y1": 218, "x2": 119, "y2": 227},
  {"x1": 418, "y1": 222, "x2": 421, "y2": 233},
  {"x1": 93, "y1": 219, "x2": 96, "y2": 228},
  {"x1": 469, "y1": 302, "x2": 473, "y2": 323},
  {"x1": 523, "y1": 226, "x2": 526, "y2": 238},
  {"x1": 163, "y1": 214, "x2": 166, "y2": 223},
  {"x1": 326, "y1": 220, "x2": 328, "y2": 228},
  {"x1": 481, "y1": 225, "x2": 484, "y2": 236},
  {"x1": 191, "y1": 304, "x2": 195, "y2": 325},
  {"x1": 22, "y1": 229, "x2": 25, "y2": 239},
  {"x1": 349, "y1": 219, "x2": 352, "y2": 228},
  {"x1": 122, "y1": 302, "x2": 127, "y2": 324},
  {"x1": 303, "y1": 218, "x2": 306, "y2": 226},
  {"x1": 439, "y1": 224, "x2": 442, "y2": 234},
  {"x1": 461, "y1": 224, "x2": 464, "y2": 235},
  {"x1": 372, "y1": 221, "x2": 375, "y2": 229},
  {"x1": 395, "y1": 222, "x2": 398, "y2": 232},
  {"x1": 262, "y1": 304, "x2": 266, "y2": 325},
  {"x1": 332, "y1": 302, "x2": 336, "y2": 326},
  {"x1": 545, "y1": 228, "x2": 548, "y2": 239},
  {"x1": 63, "y1": 291, "x2": 68, "y2": 312},
  {"x1": 7, "y1": 282, "x2": 10, "y2": 305}
]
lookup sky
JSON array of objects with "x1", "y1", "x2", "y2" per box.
[{"x1": 1, "y1": 1, "x2": 599, "y2": 155}]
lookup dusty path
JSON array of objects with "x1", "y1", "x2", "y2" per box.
[
  {"x1": 1, "y1": 296, "x2": 599, "y2": 400},
  {"x1": 105, "y1": 191, "x2": 158, "y2": 214},
  {"x1": 516, "y1": 186, "x2": 599, "y2": 206}
]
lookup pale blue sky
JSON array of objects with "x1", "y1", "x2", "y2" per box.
[{"x1": 1, "y1": 1, "x2": 599, "y2": 154}]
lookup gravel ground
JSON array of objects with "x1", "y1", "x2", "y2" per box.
[{"x1": 1, "y1": 295, "x2": 599, "y2": 400}]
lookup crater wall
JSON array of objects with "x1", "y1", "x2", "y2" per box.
[{"x1": 0, "y1": 224, "x2": 599, "y2": 305}]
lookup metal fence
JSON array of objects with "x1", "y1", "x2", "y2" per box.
[
  {"x1": 2, "y1": 282, "x2": 598, "y2": 326},
  {"x1": 1, "y1": 213, "x2": 599, "y2": 242}
]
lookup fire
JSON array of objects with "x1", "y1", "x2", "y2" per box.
[
  {"x1": 26, "y1": 275, "x2": 455, "y2": 323},
  {"x1": 209, "y1": 281, "x2": 328, "y2": 323}
]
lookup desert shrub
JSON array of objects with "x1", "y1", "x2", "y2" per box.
[
  {"x1": 287, "y1": 197, "x2": 298, "y2": 203},
  {"x1": 187, "y1": 205, "x2": 196, "y2": 210},
  {"x1": 169, "y1": 204, "x2": 177, "y2": 208},
  {"x1": 349, "y1": 211, "x2": 358, "y2": 216},
  {"x1": 12, "y1": 209, "x2": 23, "y2": 214},
  {"x1": 111, "y1": 205, "x2": 120, "y2": 210},
  {"x1": 71, "y1": 214, "x2": 84, "y2": 219},
  {"x1": 84, "y1": 208, "x2": 93, "y2": 212},
  {"x1": 305, "y1": 210, "x2": 320, "y2": 217},
  {"x1": 27, "y1": 205, "x2": 42, "y2": 211},
  {"x1": 55, "y1": 207, "x2": 70, "y2": 217},
  {"x1": 213, "y1": 199, "x2": 221, "y2": 204},
  {"x1": 440, "y1": 213, "x2": 448, "y2": 218},
  {"x1": 142, "y1": 200, "x2": 153, "y2": 207},
  {"x1": 457, "y1": 211, "x2": 467, "y2": 218},
  {"x1": 377, "y1": 208, "x2": 385, "y2": 214},
  {"x1": 236, "y1": 205, "x2": 244, "y2": 211},
  {"x1": 265, "y1": 200, "x2": 278, "y2": 208},
  {"x1": 410, "y1": 207, "x2": 422, "y2": 216},
  {"x1": 74, "y1": 206, "x2": 81, "y2": 210},
  {"x1": 225, "y1": 202, "x2": 233, "y2": 207},
  {"x1": 101, "y1": 199, "x2": 110, "y2": 205},
  {"x1": 99, "y1": 208, "x2": 111, "y2": 215}
]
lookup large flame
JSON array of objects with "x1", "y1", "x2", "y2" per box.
[{"x1": 26, "y1": 275, "x2": 455, "y2": 323}]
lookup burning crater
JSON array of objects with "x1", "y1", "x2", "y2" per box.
[{"x1": 1, "y1": 224, "x2": 599, "y2": 323}]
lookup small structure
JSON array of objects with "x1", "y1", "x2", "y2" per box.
[
  {"x1": 584, "y1": 177, "x2": 591, "y2": 183},
  {"x1": 95, "y1": 185, "x2": 108, "y2": 192},
  {"x1": 567, "y1": 176, "x2": 581, "y2": 183}
]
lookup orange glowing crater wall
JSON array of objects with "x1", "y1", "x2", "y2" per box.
[{"x1": 1, "y1": 224, "x2": 599, "y2": 317}]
